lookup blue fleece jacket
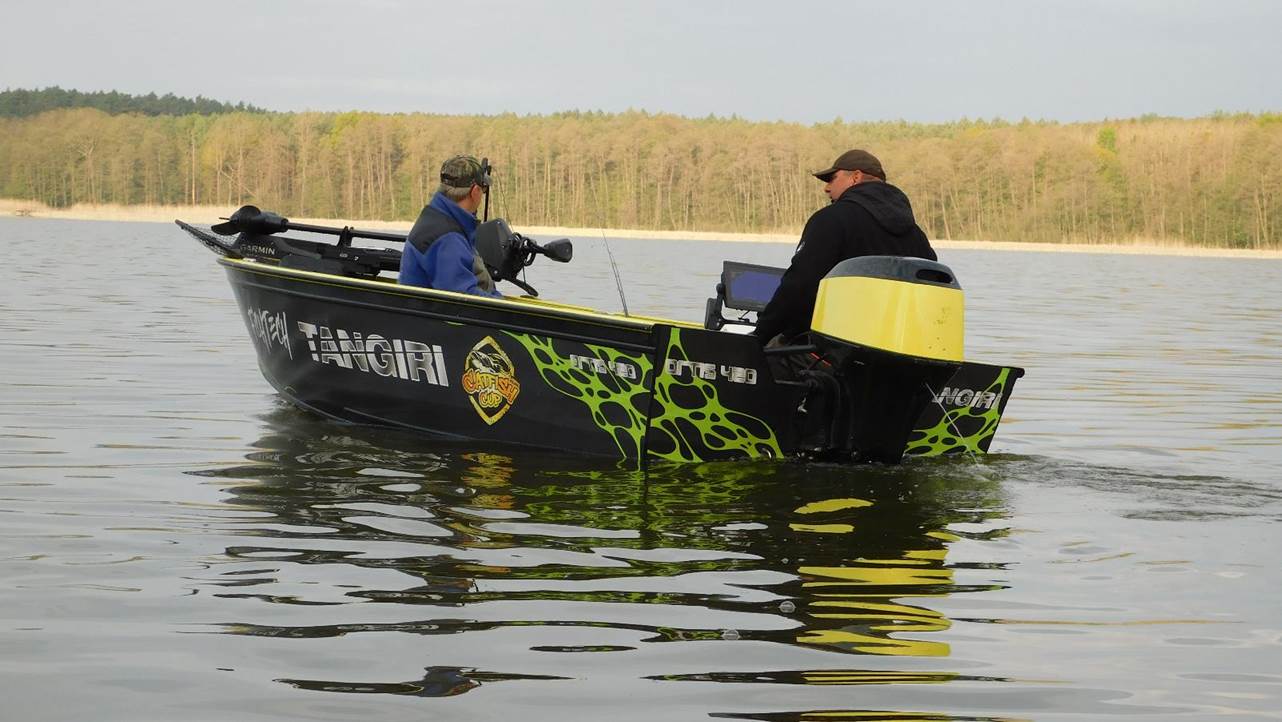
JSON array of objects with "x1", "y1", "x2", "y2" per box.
[{"x1": 398, "y1": 193, "x2": 502, "y2": 297}]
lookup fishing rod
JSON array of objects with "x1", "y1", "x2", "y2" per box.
[{"x1": 601, "y1": 231, "x2": 630, "y2": 317}]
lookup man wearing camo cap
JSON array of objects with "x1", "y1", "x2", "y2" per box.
[{"x1": 399, "y1": 155, "x2": 502, "y2": 297}]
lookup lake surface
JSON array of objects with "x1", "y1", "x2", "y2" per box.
[{"x1": 2, "y1": 217, "x2": 1280, "y2": 721}]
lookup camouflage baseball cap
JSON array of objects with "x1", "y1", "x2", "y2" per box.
[{"x1": 440, "y1": 155, "x2": 491, "y2": 188}]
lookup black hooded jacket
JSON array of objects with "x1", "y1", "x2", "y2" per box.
[{"x1": 754, "y1": 180, "x2": 936, "y2": 343}]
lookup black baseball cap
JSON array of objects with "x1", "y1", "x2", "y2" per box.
[{"x1": 813, "y1": 149, "x2": 886, "y2": 182}]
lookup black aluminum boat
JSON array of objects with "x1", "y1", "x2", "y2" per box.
[{"x1": 178, "y1": 206, "x2": 1023, "y2": 465}]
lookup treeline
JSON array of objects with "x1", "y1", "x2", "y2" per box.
[
  {"x1": 0, "y1": 87, "x2": 263, "y2": 118},
  {"x1": 2, "y1": 106, "x2": 1280, "y2": 247}
]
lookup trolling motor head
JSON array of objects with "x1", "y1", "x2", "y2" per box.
[
  {"x1": 188, "y1": 205, "x2": 408, "y2": 278},
  {"x1": 211, "y1": 205, "x2": 290, "y2": 236},
  {"x1": 475, "y1": 218, "x2": 572, "y2": 296}
]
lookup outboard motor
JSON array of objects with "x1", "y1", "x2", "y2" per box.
[{"x1": 804, "y1": 256, "x2": 965, "y2": 462}]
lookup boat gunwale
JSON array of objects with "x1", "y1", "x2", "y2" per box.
[{"x1": 217, "y1": 256, "x2": 702, "y2": 333}]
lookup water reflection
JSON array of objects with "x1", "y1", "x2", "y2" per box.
[
  {"x1": 279, "y1": 665, "x2": 567, "y2": 698},
  {"x1": 192, "y1": 406, "x2": 1013, "y2": 711},
  {"x1": 714, "y1": 712, "x2": 1025, "y2": 722}
]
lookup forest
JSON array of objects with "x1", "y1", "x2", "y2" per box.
[
  {"x1": 1, "y1": 88, "x2": 1279, "y2": 248},
  {"x1": 0, "y1": 87, "x2": 263, "y2": 118}
]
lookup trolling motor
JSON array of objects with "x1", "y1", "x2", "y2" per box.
[
  {"x1": 179, "y1": 204, "x2": 573, "y2": 295},
  {"x1": 475, "y1": 218, "x2": 573, "y2": 297},
  {"x1": 191, "y1": 204, "x2": 405, "y2": 277}
]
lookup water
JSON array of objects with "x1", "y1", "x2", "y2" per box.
[{"x1": 2, "y1": 217, "x2": 1280, "y2": 721}]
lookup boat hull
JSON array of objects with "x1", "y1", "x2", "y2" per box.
[{"x1": 222, "y1": 258, "x2": 1020, "y2": 464}]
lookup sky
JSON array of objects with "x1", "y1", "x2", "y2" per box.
[{"x1": 2, "y1": 0, "x2": 1279, "y2": 124}]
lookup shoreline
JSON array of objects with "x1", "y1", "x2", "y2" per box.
[{"x1": 4, "y1": 198, "x2": 1280, "y2": 259}]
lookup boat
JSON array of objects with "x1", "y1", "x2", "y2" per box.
[{"x1": 177, "y1": 205, "x2": 1023, "y2": 465}]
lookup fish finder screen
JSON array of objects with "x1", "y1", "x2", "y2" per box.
[{"x1": 722, "y1": 263, "x2": 785, "y2": 312}]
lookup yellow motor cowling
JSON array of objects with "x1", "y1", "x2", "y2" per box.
[{"x1": 809, "y1": 256, "x2": 964, "y2": 362}]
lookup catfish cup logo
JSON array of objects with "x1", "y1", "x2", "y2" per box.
[{"x1": 461, "y1": 336, "x2": 521, "y2": 424}]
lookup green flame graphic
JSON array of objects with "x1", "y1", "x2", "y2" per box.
[
  {"x1": 504, "y1": 333, "x2": 652, "y2": 459},
  {"x1": 647, "y1": 328, "x2": 782, "y2": 462},
  {"x1": 506, "y1": 329, "x2": 781, "y2": 463},
  {"x1": 904, "y1": 368, "x2": 1011, "y2": 457}
]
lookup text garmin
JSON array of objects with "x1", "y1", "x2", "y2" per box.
[{"x1": 296, "y1": 322, "x2": 448, "y2": 385}]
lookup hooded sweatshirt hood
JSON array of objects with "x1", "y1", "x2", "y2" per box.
[{"x1": 838, "y1": 181, "x2": 917, "y2": 235}]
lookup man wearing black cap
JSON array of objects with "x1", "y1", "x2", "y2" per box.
[
  {"x1": 399, "y1": 155, "x2": 502, "y2": 297},
  {"x1": 753, "y1": 149, "x2": 935, "y2": 346}
]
